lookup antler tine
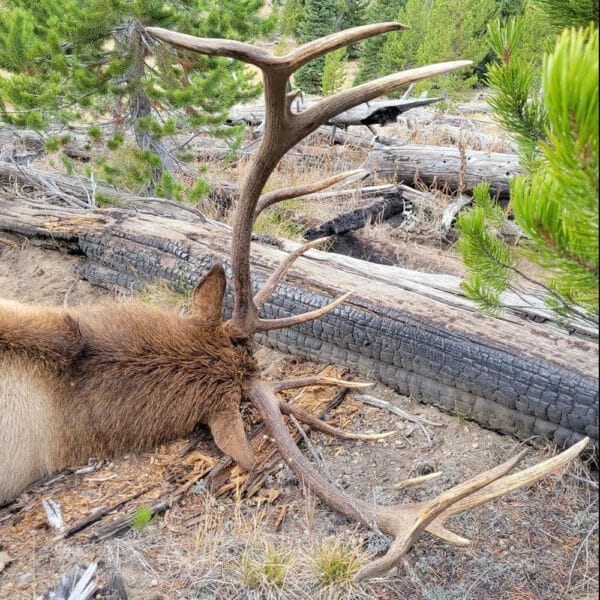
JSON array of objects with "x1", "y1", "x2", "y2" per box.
[
  {"x1": 356, "y1": 437, "x2": 591, "y2": 580},
  {"x1": 256, "y1": 291, "x2": 353, "y2": 333},
  {"x1": 358, "y1": 450, "x2": 530, "y2": 579},
  {"x1": 280, "y1": 401, "x2": 396, "y2": 441},
  {"x1": 145, "y1": 27, "x2": 277, "y2": 69},
  {"x1": 426, "y1": 435, "x2": 591, "y2": 530},
  {"x1": 279, "y1": 23, "x2": 407, "y2": 72},
  {"x1": 255, "y1": 169, "x2": 368, "y2": 217},
  {"x1": 273, "y1": 375, "x2": 373, "y2": 392},
  {"x1": 254, "y1": 238, "x2": 330, "y2": 309},
  {"x1": 294, "y1": 60, "x2": 473, "y2": 142}
]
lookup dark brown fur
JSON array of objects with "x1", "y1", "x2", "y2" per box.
[{"x1": 0, "y1": 265, "x2": 258, "y2": 503}]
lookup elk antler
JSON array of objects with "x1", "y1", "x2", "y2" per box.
[
  {"x1": 147, "y1": 23, "x2": 471, "y2": 335},
  {"x1": 249, "y1": 379, "x2": 590, "y2": 581},
  {"x1": 146, "y1": 24, "x2": 589, "y2": 579}
]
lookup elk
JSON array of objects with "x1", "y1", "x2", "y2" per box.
[{"x1": 0, "y1": 23, "x2": 589, "y2": 580}]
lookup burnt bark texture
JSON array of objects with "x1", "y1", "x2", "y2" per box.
[
  {"x1": 0, "y1": 196, "x2": 597, "y2": 448},
  {"x1": 304, "y1": 196, "x2": 406, "y2": 240}
]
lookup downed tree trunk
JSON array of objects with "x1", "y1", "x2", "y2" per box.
[
  {"x1": 329, "y1": 231, "x2": 402, "y2": 266},
  {"x1": 0, "y1": 162, "x2": 205, "y2": 221},
  {"x1": 225, "y1": 97, "x2": 442, "y2": 129},
  {"x1": 304, "y1": 196, "x2": 406, "y2": 240},
  {"x1": 0, "y1": 196, "x2": 596, "y2": 448},
  {"x1": 363, "y1": 144, "x2": 521, "y2": 200}
]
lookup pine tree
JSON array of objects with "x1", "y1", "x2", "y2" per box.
[
  {"x1": 533, "y1": 0, "x2": 599, "y2": 30},
  {"x1": 336, "y1": 0, "x2": 367, "y2": 58},
  {"x1": 0, "y1": 0, "x2": 266, "y2": 194},
  {"x1": 354, "y1": 0, "x2": 406, "y2": 84},
  {"x1": 279, "y1": 0, "x2": 305, "y2": 37},
  {"x1": 321, "y1": 47, "x2": 347, "y2": 96},
  {"x1": 381, "y1": 0, "x2": 499, "y2": 95},
  {"x1": 294, "y1": 0, "x2": 338, "y2": 93},
  {"x1": 457, "y1": 23, "x2": 599, "y2": 322}
]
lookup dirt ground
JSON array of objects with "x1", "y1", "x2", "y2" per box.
[{"x1": 0, "y1": 241, "x2": 598, "y2": 599}]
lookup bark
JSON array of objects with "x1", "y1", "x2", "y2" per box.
[
  {"x1": 363, "y1": 144, "x2": 521, "y2": 200},
  {"x1": 0, "y1": 195, "x2": 597, "y2": 447},
  {"x1": 329, "y1": 231, "x2": 402, "y2": 266},
  {"x1": 304, "y1": 196, "x2": 406, "y2": 240}
]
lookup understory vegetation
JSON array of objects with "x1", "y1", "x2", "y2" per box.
[{"x1": 457, "y1": 8, "x2": 599, "y2": 323}]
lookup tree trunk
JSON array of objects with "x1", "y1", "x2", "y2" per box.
[
  {"x1": 0, "y1": 195, "x2": 596, "y2": 448},
  {"x1": 363, "y1": 144, "x2": 521, "y2": 200},
  {"x1": 127, "y1": 20, "x2": 176, "y2": 185}
]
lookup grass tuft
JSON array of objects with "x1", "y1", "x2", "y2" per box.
[
  {"x1": 130, "y1": 505, "x2": 153, "y2": 531},
  {"x1": 239, "y1": 540, "x2": 295, "y2": 592},
  {"x1": 311, "y1": 537, "x2": 365, "y2": 588}
]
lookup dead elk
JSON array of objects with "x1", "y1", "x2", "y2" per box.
[{"x1": 0, "y1": 23, "x2": 590, "y2": 580}]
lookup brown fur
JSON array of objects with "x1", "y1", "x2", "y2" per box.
[{"x1": 0, "y1": 265, "x2": 258, "y2": 504}]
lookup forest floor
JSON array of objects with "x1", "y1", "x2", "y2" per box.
[{"x1": 0, "y1": 240, "x2": 597, "y2": 599}]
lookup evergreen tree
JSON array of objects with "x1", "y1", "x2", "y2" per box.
[
  {"x1": 532, "y1": 0, "x2": 599, "y2": 30},
  {"x1": 457, "y1": 24, "x2": 598, "y2": 322},
  {"x1": 279, "y1": 0, "x2": 305, "y2": 37},
  {"x1": 294, "y1": 0, "x2": 338, "y2": 93},
  {"x1": 354, "y1": 0, "x2": 405, "y2": 84},
  {"x1": 0, "y1": 0, "x2": 266, "y2": 194},
  {"x1": 381, "y1": 0, "x2": 499, "y2": 95},
  {"x1": 336, "y1": 0, "x2": 368, "y2": 58},
  {"x1": 321, "y1": 47, "x2": 347, "y2": 95}
]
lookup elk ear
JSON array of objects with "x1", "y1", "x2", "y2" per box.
[
  {"x1": 191, "y1": 263, "x2": 226, "y2": 324},
  {"x1": 207, "y1": 407, "x2": 255, "y2": 471}
]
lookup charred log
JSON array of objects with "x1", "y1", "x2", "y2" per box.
[
  {"x1": 304, "y1": 196, "x2": 406, "y2": 240},
  {"x1": 0, "y1": 196, "x2": 596, "y2": 447}
]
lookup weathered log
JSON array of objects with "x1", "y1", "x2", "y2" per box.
[
  {"x1": 225, "y1": 97, "x2": 442, "y2": 130},
  {"x1": 363, "y1": 144, "x2": 521, "y2": 200},
  {"x1": 0, "y1": 126, "x2": 104, "y2": 162},
  {"x1": 0, "y1": 162, "x2": 205, "y2": 220},
  {"x1": 304, "y1": 196, "x2": 406, "y2": 240},
  {"x1": 0, "y1": 196, "x2": 597, "y2": 448}
]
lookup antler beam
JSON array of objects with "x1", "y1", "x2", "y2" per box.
[
  {"x1": 250, "y1": 378, "x2": 590, "y2": 580},
  {"x1": 146, "y1": 24, "x2": 472, "y2": 335}
]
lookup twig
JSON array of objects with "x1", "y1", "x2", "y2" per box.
[
  {"x1": 354, "y1": 394, "x2": 442, "y2": 445},
  {"x1": 289, "y1": 414, "x2": 333, "y2": 481}
]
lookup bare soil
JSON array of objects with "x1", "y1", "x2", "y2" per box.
[{"x1": 0, "y1": 241, "x2": 597, "y2": 599}]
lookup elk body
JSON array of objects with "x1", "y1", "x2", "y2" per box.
[
  {"x1": 0, "y1": 266, "x2": 257, "y2": 504},
  {"x1": 0, "y1": 22, "x2": 590, "y2": 581}
]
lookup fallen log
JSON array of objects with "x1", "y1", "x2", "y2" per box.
[
  {"x1": 225, "y1": 97, "x2": 442, "y2": 130},
  {"x1": 0, "y1": 196, "x2": 596, "y2": 448},
  {"x1": 329, "y1": 231, "x2": 401, "y2": 266},
  {"x1": 363, "y1": 144, "x2": 521, "y2": 200},
  {"x1": 0, "y1": 161, "x2": 206, "y2": 220},
  {"x1": 304, "y1": 196, "x2": 406, "y2": 240}
]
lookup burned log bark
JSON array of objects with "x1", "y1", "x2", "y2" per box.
[
  {"x1": 0, "y1": 196, "x2": 597, "y2": 448},
  {"x1": 304, "y1": 196, "x2": 406, "y2": 240},
  {"x1": 363, "y1": 144, "x2": 521, "y2": 200},
  {"x1": 329, "y1": 231, "x2": 401, "y2": 265}
]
